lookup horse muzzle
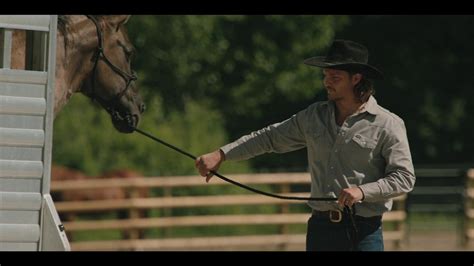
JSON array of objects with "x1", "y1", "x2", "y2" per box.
[{"x1": 110, "y1": 109, "x2": 139, "y2": 133}]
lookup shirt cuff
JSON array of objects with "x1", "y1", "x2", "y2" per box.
[
  {"x1": 358, "y1": 182, "x2": 381, "y2": 202},
  {"x1": 357, "y1": 186, "x2": 365, "y2": 201},
  {"x1": 220, "y1": 142, "x2": 240, "y2": 161}
]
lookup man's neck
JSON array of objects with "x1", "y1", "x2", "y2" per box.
[{"x1": 334, "y1": 98, "x2": 364, "y2": 126}]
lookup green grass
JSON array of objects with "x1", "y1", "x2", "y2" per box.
[
  {"x1": 72, "y1": 230, "x2": 123, "y2": 241},
  {"x1": 407, "y1": 212, "x2": 465, "y2": 231},
  {"x1": 69, "y1": 212, "x2": 461, "y2": 241},
  {"x1": 145, "y1": 224, "x2": 284, "y2": 239}
]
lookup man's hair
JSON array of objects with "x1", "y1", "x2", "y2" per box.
[
  {"x1": 333, "y1": 65, "x2": 375, "y2": 103},
  {"x1": 349, "y1": 71, "x2": 375, "y2": 103}
]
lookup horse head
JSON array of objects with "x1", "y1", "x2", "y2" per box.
[
  {"x1": 80, "y1": 15, "x2": 145, "y2": 133},
  {"x1": 53, "y1": 15, "x2": 145, "y2": 133}
]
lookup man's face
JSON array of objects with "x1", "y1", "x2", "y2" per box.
[{"x1": 322, "y1": 68, "x2": 361, "y2": 102}]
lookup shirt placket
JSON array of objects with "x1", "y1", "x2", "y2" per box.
[
  {"x1": 328, "y1": 119, "x2": 350, "y2": 193},
  {"x1": 325, "y1": 102, "x2": 347, "y2": 194}
]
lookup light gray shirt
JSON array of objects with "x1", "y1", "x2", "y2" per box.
[{"x1": 220, "y1": 96, "x2": 415, "y2": 217}]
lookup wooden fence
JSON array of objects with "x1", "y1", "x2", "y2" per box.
[
  {"x1": 51, "y1": 173, "x2": 407, "y2": 251},
  {"x1": 464, "y1": 169, "x2": 474, "y2": 246}
]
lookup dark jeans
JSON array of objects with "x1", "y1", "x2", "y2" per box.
[{"x1": 306, "y1": 214, "x2": 384, "y2": 251}]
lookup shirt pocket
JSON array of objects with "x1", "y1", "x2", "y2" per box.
[
  {"x1": 345, "y1": 133, "x2": 378, "y2": 165},
  {"x1": 351, "y1": 133, "x2": 377, "y2": 149}
]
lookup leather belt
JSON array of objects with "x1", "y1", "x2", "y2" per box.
[{"x1": 312, "y1": 209, "x2": 382, "y2": 223}]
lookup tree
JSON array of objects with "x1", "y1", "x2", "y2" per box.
[
  {"x1": 127, "y1": 15, "x2": 349, "y2": 171},
  {"x1": 336, "y1": 15, "x2": 474, "y2": 165},
  {"x1": 53, "y1": 15, "x2": 350, "y2": 175}
]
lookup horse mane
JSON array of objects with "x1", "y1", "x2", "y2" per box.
[
  {"x1": 57, "y1": 15, "x2": 70, "y2": 51},
  {"x1": 57, "y1": 15, "x2": 99, "y2": 55},
  {"x1": 57, "y1": 15, "x2": 68, "y2": 35}
]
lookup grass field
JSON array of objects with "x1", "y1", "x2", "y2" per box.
[{"x1": 67, "y1": 212, "x2": 473, "y2": 251}]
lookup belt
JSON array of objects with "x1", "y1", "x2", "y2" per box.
[{"x1": 312, "y1": 209, "x2": 382, "y2": 223}]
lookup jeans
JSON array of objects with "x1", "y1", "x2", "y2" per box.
[{"x1": 306, "y1": 214, "x2": 384, "y2": 251}]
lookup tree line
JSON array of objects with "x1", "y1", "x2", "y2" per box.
[{"x1": 53, "y1": 15, "x2": 474, "y2": 177}]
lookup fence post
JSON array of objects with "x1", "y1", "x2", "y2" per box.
[
  {"x1": 278, "y1": 183, "x2": 290, "y2": 250},
  {"x1": 394, "y1": 197, "x2": 405, "y2": 249},
  {"x1": 127, "y1": 186, "x2": 141, "y2": 241},
  {"x1": 163, "y1": 187, "x2": 172, "y2": 238},
  {"x1": 464, "y1": 168, "x2": 474, "y2": 247}
]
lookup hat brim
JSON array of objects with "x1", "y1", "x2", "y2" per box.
[{"x1": 304, "y1": 56, "x2": 384, "y2": 80}]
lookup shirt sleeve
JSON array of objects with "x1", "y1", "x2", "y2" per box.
[
  {"x1": 220, "y1": 107, "x2": 310, "y2": 161},
  {"x1": 358, "y1": 119, "x2": 416, "y2": 202}
]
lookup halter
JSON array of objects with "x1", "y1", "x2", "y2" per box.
[{"x1": 85, "y1": 15, "x2": 138, "y2": 121}]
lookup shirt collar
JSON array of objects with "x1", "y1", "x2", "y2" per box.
[
  {"x1": 324, "y1": 95, "x2": 380, "y2": 116},
  {"x1": 364, "y1": 95, "x2": 380, "y2": 115}
]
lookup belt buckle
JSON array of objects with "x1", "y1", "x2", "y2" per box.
[{"x1": 329, "y1": 210, "x2": 342, "y2": 223}]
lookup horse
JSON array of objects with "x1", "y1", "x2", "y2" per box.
[
  {"x1": 51, "y1": 165, "x2": 148, "y2": 239},
  {"x1": 96, "y1": 169, "x2": 149, "y2": 239},
  {"x1": 50, "y1": 165, "x2": 127, "y2": 203},
  {"x1": 11, "y1": 15, "x2": 145, "y2": 133},
  {"x1": 99, "y1": 169, "x2": 149, "y2": 199}
]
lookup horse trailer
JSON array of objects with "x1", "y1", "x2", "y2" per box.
[{"x1": 0, "y1": 15, "x2": 70, "y2": 251}]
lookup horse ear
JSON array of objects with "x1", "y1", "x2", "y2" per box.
[
  {"x1": 104, "y1": 15, "x2": 131, "y2": 31},
  {"x1": 108, "y1": 15, "x2": 131, "y2": 30}
]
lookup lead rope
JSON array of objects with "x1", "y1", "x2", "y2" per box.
[
  {"x1": 343, "y1": 205, "x2": 359, "y2": 251},
  {"x1": 130, "y1": 125, "x2": 358, "y2": 248},
  {"x1": 132, "y1": 127, "x2": 337, "y2": 201}
]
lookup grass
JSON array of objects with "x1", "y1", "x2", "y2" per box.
[
  {"x1": 407, "y1": 212, "x2": 465, "y2": 232},
  {"x1": 68, "y1": 213, "x2": 123, "y2": 241},
  {"x1": 64, "y1": 183, "x2": 466, "y2": 243}
]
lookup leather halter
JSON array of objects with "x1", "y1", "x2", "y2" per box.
[{"x1": 85, "y1": 15, "x2": 137, "y2": 120}]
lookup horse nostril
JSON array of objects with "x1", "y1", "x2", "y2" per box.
[{"x1": 140, "y1": 103, "x2": 146, "y2": 113}]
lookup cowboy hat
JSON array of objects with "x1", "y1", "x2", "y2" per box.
[{"x1": 304, "y1": 39, "x2": 383, "y2": 79}]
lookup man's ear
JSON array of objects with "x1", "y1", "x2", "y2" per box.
[{"x1": 352, "y1": 73, "x2": 362, "y2": 86}]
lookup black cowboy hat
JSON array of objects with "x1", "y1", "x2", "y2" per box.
[{"x1": 304, "y1": 39, "x2": 383, "y2": 80}]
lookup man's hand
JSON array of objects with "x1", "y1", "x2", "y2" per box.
[
  {"x1": 195, "y1": 149, "x2": 225, "y2": 182},
  {"x1": 338, "y1": 187, "x2": 365, "y2": 207}
]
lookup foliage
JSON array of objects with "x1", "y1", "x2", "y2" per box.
[
  {"x1": 53, "y1": 94, "x2": 249, "y2": 176},
  {"x1": 54, "y1": 15, "x2": 348, "y2": 174},
  {"x1": 54, "y1": 15, "x2": 474, "y2": 178},
  {"x1": 51, "y1": 15, "x2": 474, "y2": 243},
  {"x1": 126, "y1": 15, "x2": 349, "y2": 171},
  {"x1": 335, "y1": 15, "x2": 474, "y2": 165}
]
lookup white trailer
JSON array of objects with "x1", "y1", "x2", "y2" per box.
[{"x1": 0, "y1": 15, "x2": 70, "y2": 251}]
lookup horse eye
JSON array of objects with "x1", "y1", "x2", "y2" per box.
[
  {"x1": 125, "y1": 49, "x2": 135, "y2": 61},
  {"x1": 124, "y1": 49, "x2": 131, "y2": 58},
  {"x1": 117, "y1": 40, "x2": 135, "y2": 61}
]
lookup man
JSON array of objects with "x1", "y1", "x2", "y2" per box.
[{"x1": 195, "y1": 40, "x2": 415, "y2": 251}]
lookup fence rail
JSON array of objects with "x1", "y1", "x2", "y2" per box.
[
  {"x1": 51, "y1": 172, "x2": 407, "y2": 251},
  {"x1": 464, "y1": 169, "x2": 474, "y2": 246}
]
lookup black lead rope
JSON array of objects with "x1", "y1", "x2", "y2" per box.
[
  {"x1": 131, "y1": 126, "x2": 358, "y2": 249},
  {"x1": 345, "y1": 205, "x2": 359, "y2": 251},
  {"x1": 132, "y1": 127, "x2": 338, "y2": 202}
]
